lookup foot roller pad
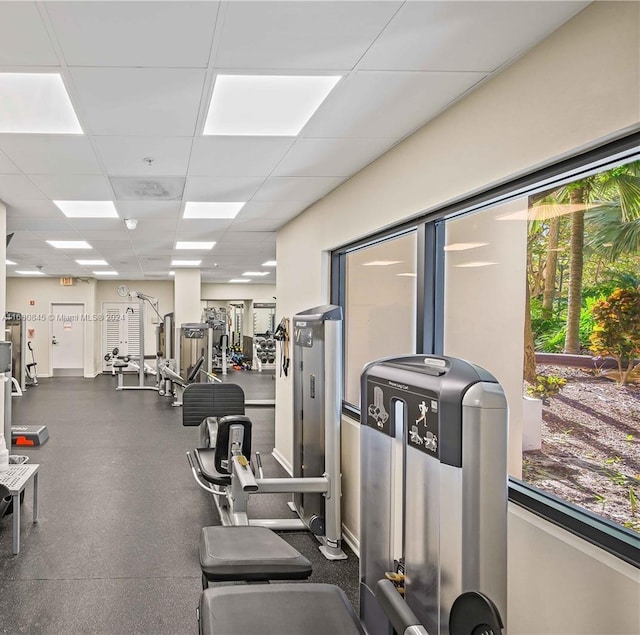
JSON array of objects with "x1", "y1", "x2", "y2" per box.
[
  {"x1": 11, "y1": 425, "x2": 49, "y2": 446},
  {"x1": 200, "y1": 526, "x2": 312, "y2": 582}
]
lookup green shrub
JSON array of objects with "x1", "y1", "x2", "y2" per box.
[{"x1": 527, "y1": 374, "x2": 567, "y2": 402}]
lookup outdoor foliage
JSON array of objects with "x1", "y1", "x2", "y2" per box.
[
  {"x1": 590, "y1": 288, "x2": 640, "y2": 385},
  {"x1": 526, "y1": 374, "x2": 567, "y2": 402}
]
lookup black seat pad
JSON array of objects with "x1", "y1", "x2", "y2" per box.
[
  {"x1": 193, "y1": 448, "x2": 231, "y2": 486},
  {"x1": 199, "y1": 526, "x2": 312, "y2": 582},
  {"x1": 199, "y1": 584, "x2": 364, "y2": 635}
]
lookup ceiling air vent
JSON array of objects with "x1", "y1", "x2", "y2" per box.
[{"x1": 110, "y1": 177, "x2": 185, "y2": 201}]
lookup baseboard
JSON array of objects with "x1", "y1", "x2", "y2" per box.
[
  {"x1": 84, "y1": 371, "x2": 101, "y2": 378},
  {"x1": 271, "y1": 448, "x2": 293, "y2": 476},
  {"x1": 341, "y1": 523, "x2": 360, "y2": 558}
]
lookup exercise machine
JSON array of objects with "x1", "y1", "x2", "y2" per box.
[
  {"x1": 185, "y1": 304, "x2": 346, "y2": 560},
  {"x1": 5, "y1": 312, "x2": 27, "y2": 394},
  {"x1": 195, "y1": 354, "x2": 508, "y2": 635},
  {"x1": 114, "y1": 291, "x2": 160, "y2": 392}
]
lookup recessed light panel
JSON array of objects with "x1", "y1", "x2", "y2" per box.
[
  {"x1": 0, "y1": 73, "x2": 82, "y2": 134},
  {"x1": 16, "y1": 270, "x2": 45, "y2": 275},
  {"x1": 5, "y1": 260, "x2": 16, "y2": 265},
  {"x1": 262, "y1": 261, "x2": 277, "y2": 267},
  {"x1": 169, "y1": 271, "x2": 175, "y2": 276},
  {"x1": 204, "y1": 74, "x2": 341, "y2": 136},
  {"x1": 243, "y1": 272, "x2": 269, "y2": 276},
  {"x1": 171, "y1": 260, "x2": 202, "y2": 266},
  {"x1": 76, "y1": 259, "x2": 108, "y2": 265},
  {"x1": 183, "y1": 202, "x2": 245, "y2": 219},
  {"x1": 229, "y1": 279, "x2": 250, "y2": 283},
  {"x1": 54, "y1": 201, "x2": 118, "y2": 218},
  {"x1": 175, "y1": 241, "x2": 215, "y2": 250},
  {"x1": 93, "y1": 271, "x2": 118, "y2": 276},
  {"x1": 47, "y1": 240, "x2": 92, "y2": 249}
]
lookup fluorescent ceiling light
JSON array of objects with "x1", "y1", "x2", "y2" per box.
[
  {"x1": 171, "y1": 260, "x2": 201, "y2": 266},
  {"x1": 0, "y1": 73, "x2": 82, "y2": 134},
  {"x1": 93, "y1": 270, "x2": 118, "y2": 276},
  {"x1": 47, "y1": 240, "x2": 92, "y2": 249},
  {"x1": 16, "y1": 270, "x2": 45, "y2": 275},
  {"x1": 362, "y1": 260, "x2": 402, "y2": 267},
  {"x1": 204, "y1": 74, "x2": 341, "y2": 136},
  {"x1": 175, "y1": 241, "x2": 215, "y2": 250},
  {"x1": 243, "y1": 271, "x2": 269, "y2": 277},
  {"x1": 76, "y1": 259, "x2": 108, "y2": 266},
  {"x1": 183, "y1": 202, "x2": 245, "y2": 219},
  {"x1": 229, "y1": 279, "x2": 250, "y2": 283},
  {"x1": 396, "y1": 273, "x2": 417, "y2": 277},
  {"x1": 455, "y1": 261, "x2": 498, "y2": 268},
  {"x1": 54, "y1": 201, "x2": 118, "y2": 218},
  {"x1": 169, "y1": 271, "x2": 175, "y2": 276},
  {"x1": 444, "y1": 242, "x2": 489, "y2": 252},
  {"x1": 262, "y1": 261, "x2": 277, "y2": 267},
  {"x1": 5, "y1": 260, "x2": 16, "y2": 265}
]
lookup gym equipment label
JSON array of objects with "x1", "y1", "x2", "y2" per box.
[{"x1": 365, "y1": 376, "x2": 439, "y2": 458}]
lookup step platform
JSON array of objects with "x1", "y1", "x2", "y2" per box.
[{"x1": 11, "y1": 425, "x2": 49, "y2": 447}]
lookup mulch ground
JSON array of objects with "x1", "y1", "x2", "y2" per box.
[{"x1": 522, "y1": 365, "x2": 640, "y2": 533}]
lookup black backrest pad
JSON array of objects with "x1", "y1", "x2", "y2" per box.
[
  {"x1": 215, "y1": 416, "x2": 252, "y2": 472},
  {"x1": 182, "y1": 383, "x2": 245, "y2": 427}
]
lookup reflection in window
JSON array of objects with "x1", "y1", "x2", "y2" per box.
[{"x1": 344, "y1": 232, "x2": 417, "y2": 407}]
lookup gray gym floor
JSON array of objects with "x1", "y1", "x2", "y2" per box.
[{"x1": 0, "y1": 370, "x2": 358, "y2": 634}]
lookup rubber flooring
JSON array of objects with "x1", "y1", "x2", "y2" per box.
[{"x1": 0, "y1": 372, "x2": 359, "y2": 634}]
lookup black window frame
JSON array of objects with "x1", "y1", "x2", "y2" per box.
[{"x1": 331, "y1": 130, "x2": 640, "y2": 568}]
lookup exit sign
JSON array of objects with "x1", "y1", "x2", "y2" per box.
[{"x1": 60, "y1": 277, "x2": 74, "y2": 286}]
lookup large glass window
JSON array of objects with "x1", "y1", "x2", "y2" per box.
[
  {"x1": 443, "y1": 158, "x2": 640, "y2": 538},
  {"x1": 344, "y1": 231, "x2": 417, "y2": 407}
]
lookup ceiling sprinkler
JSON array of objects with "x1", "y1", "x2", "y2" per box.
[{"x1": 125, "y1": 219, "x2": 138, "y2": 230}]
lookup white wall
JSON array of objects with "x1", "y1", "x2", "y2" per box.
[
  {"x1": 275, "y1": 3, "x2": 640, "y2": 633},
  {"x1": 0, "y1": 203, "x2": 6, "y2": 437},
  {"x1": 6, "y1": 277, "x2": 99, "y2": 378}
]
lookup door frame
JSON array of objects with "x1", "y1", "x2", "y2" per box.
[{"x1": 49, "y1": 302, "x2": 86, "y2": 377}]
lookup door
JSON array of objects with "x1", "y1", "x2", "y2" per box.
[
  {"x1": 51, "y1": 303, "x2": 85, "y2": 377},
  {"x1": 102, "y1": 302, "x2": 140, "y2": 371}
]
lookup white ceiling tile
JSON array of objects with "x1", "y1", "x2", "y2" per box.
[
  {"x1": 185, "y1": 176, "x2": 265, "y2": 202},
  {"x1": 303, "y1": 70, "x2": 486, "y2": 139},
  {"x1": 218, "y1": 231, "x2": 273, "y2": 246},
  {"x1": 253, "y1": 176, "x2": 344, "y2": 202},
  {"x1": 71, "y1": 68, "x2": 206, "y2": 136},
  {"x1": 33, "y1": 230, "x2": 83, "y2": 241},
  {"x1": 88, "y1": 240, "x2": 135, "y2": 250},
  {"x1": 229, "y1": 217, "x2": 284, "y2": 232},
  {"x1": 237, "y1": 201, "x2": 309, "y2": 220},
  {"x1": 77, "y1": 230, "x2": 131, "y2": 241},
  {"x1": 174, "y1": 229, "x2": 224, "y2": 242},
  {"x1": 0, "y1": 2, "x2": 59, "y2": 66},
  {"x1": 177, "y1": 219, "x2": 234, "y2": 233},
  {"x1": 189, "y1": 137, "x2": 295, "y2": 177},
  {"x1": 0, "y1": 150, "x2": 19, "y2": 174},
  {"x1": 360, "y1": 1, "x2": 589, "y2": 72},
  {"x1": 7, "y1": 218, "x2": 71, "y2": 232},
  {"x1": 215, "y1": 1, "x2": 401, "y2": 69},
  {"x1": 0, "y1": 135, "x2": 102, "y2": 175},
  {"x1": 115, "y1": 201, "x2": 181, "y2": 220},
  {"x1": 0, "y1": 175, "x2": 46, "y2": 203},
  {"x1": 273, "y1": 138, "x2": 396, "y2": 177},
  {"x1": 28, "y1": 174, "x2": 113, "y2": 200},
  {"x1": 95, "y1": 137, "x2": 193, "y2": 176},
  {"x1": 65, "y1": 219, "x2": 125, "y2": 232},
  {"x1": 131, "y1": 219, "x2": 178, "y2": 234},
  {"x1": 6, "y1": 200, "x2": 63, "y2": 219},
  {"x1": 46, "y1": 1, "x2": 218, "y2": 68}
]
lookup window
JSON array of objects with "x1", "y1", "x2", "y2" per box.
[
  {"x1": 332, "y1": 133, "x2": 640, "y2": 563},
  {"x1": 343, "y1": 231, "x2": 417, "y2": 408},
  {"x1": 442, "y1": 157, "x2": 640, "y2": 544}
]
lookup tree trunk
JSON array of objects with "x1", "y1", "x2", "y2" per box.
[
  {"x1": 564, "y1": 188, "x2": 585, "y2": 354},
  {"x1": 542, "y1": 217, "x2": 560, "y2": 318},
  {"x1": 524, "y1": 274, "x2": 537, "y2": 385}
]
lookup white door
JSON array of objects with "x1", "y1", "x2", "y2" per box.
[
  {"x1": 51, "y1": 303, "x2": 85, "y2": 377},
  {"x1": 102, "y1": 302, "x2": 140, "y2": 371}
]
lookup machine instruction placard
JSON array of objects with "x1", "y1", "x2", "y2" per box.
[{"x1": 365, "y1": 376, "x2": 439, "y2": 458}]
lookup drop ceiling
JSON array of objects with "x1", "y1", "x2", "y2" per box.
[{"x1": 0, "y1": 0, "x2": 589, "y2": 283}]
